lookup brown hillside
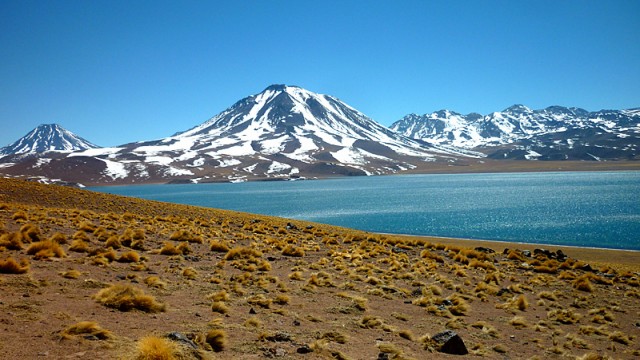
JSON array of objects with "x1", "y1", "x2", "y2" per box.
[{"x1": 0, "y1": 178, "x2": 638, "y2": 359}]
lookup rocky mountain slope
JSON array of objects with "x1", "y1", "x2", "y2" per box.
[
  {"x1": 0, "y1": 85, "x2": 477, "y2": 185},
  {"x1": 0, "y1": 124, "x2": 98, "y2": 156},
  {"x1": 391, "y1": 106, "x2": 640, "y2": 160}
]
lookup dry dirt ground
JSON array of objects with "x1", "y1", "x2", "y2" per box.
[{"x1": 0, "y1": 178, "x2": 638, "y2": 359}]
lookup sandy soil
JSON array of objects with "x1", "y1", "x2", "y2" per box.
[{"x1": 0, "y1": 178, "x2": 638, "y2": 359}]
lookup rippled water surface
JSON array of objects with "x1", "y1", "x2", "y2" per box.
[{"x1": 90, "y1": 171, "x2": 640, "y2": 250}]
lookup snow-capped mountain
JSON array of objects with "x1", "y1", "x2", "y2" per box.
[
  {"x1": 0, "y1": 124, "x2": 98, "y2": 156},
  {"x1": 391, "y1": 106, "x2": 640, "y2": 160},
  {"x1": 0, "y1": 85, "x2": 479, "y2": 185}
]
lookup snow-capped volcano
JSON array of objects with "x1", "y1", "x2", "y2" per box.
[
  {"x1": 0, "y1": 124, "x2": 98, "y2": 156},
  {"x1": 391, "y1": 106, "x2": 640, "y2": 160},
  {"x1": 170, "y1": 84, "x2": 461, "y2": 163},
  {"x1": 0, "y1": 85, "x2": 477, "y2": 185}
]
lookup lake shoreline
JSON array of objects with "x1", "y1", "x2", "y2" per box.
[{"x1": 80, "y1": 160, "x2": 640, "y2": 187}]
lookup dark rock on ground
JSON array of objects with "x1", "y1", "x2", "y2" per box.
[{"x1": 430, "y1": 330, "x2": 468, "y2": 355}]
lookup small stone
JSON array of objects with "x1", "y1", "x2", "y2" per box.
[
  {"x1": 249, "y1": 307, "x2": 257, "y2": 314},
  {"x1": 165, "y1": 332, "x2": 198, "y2": 349},
  {"x1": 293, "y1": 320, "x2": 301, "y2": 326},
  {"x1": 296, "y1": 345, "x2": 313, "y2": 354}
]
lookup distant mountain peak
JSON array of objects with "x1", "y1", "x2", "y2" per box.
[{"x1": 0, "y1": 123, "x2": 98, "y2": 156}]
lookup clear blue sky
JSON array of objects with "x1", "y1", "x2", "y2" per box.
[{"x1": 1, "y1": 0, "x2": 638, "y2": 147}]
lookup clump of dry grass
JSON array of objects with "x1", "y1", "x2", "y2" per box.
[
  {"x1": 169, "y1": 230, "x2": 203, "y2": 243},
  {"x1": 509, "y1": 315, "x2": 529, "y2": 329},
  {"x1": 60, "y1": 321, "x2": 112, "y2": 340},
  {"x1": 132, "y1": 336, "x2": 177, "y2": 360},
  {"x1": 0, "y1": 257, "x2": 29, "y2": 274},
  {"x1": 12, "y1": 211, "x2": 28, "y2": 222},
  {"x1": 144, "y1": 276, "x2": 167, "y2": 289},
  {"x1": 0, "y1": 232, "x2": 25, "y2": 250},
  {"x1": 608, "y1": 331, "x2": 632, "y2": 345},
  {"x1": 69, "y1": 239, "x2": 91, "y2": 253},
  {"x1": 181, "y1": 267, "x2": 197, "y2": 280},
  {"x1": 359, "y1": 315, "x2": 384, "y2": 329},
  {"x1": 573, "y1": 275, "x2": 594, "y2": 292},
  {"x1": 548, "y1": 309, "x2": 582, "y2": 324},
  {"x1": 210, "y1": 240, "x2": 230, "y2": 253},
  {"x1": 224, "y1": 246, "x2": 262, "y2": 261},
  {"x1": 282, "y1": 244, "x2": 305, "y2": 257},
  {"x1": 60, "y1": 269, "x2": 82, "y2": 279},
  {"x1": 118, "y1": 251, "x2": 141, "y2": 263},
  {"x1": 273, "y1": 294, "x2": 290, "y2": 305},
  {"x1": 26, "y1": 240, "x2": 66, "y2": 259},
  {"x1": 205, "y1": 329, "x2": 227, "y2": 352},
  {"x1": 211, "y1": 301, "x2": 229, "y2": 314},
  {"x1": 93, "y1": 284, "x2": 166, "y2": 313},
  {"x1": 208, "y1": 290, "x2": 230, "y2": 302},
  {"x1": 320, "y1": 331, "x2": 348, "y2": 344}
]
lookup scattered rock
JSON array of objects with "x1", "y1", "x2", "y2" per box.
[
  {"x1": 579, "y1": 263, "x2": 594, "y2": 272},
  {"x1": 165, "y1": 332, "x2": 198, "y2": 349},
  {"x1": 293, "y1": 320, "x2": 301, "y2": 326},
  {"x1": 392, "y1": 247, "x2": 408, "y2": 254},
  {"x1": 377, "y1": 352, "x2": 390, "y2": 360},
  {"x1": 297, "y1": 345, "x2": 313, "y2": 354},
  {"x1": 286, "y1": 222, "x2": 298, "y2": 230},
  {"x1": 475, "y1": 246, "x2": 495, "y2": 254},
  {"x1": 430, "y1": 330, "x2": 468, "y2": 355},
  {"x1": 497, "y1": 288, "x2": 512, "y2": 297},
  {"x1": 265, "y1": 331, "x2": 293, "y2": 342},
  {"x1": 521, "y1": 250, "x2": 531, "y2": 257},
  {"x1": 249, "y1": 307, "x2": 257, "y2": 314}
]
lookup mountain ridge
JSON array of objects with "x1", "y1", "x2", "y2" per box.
[
  {"x1": 0, "y1": 85, "x2": 478, "y2": 185},
  {"x1": 391, "y1": 105, "x2": 640, "y2": 160}
]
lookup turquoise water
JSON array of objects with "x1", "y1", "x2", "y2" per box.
[{"x1": 90, "y1": 171, "x2": 640, "y2": 250}]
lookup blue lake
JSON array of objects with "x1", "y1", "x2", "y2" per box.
[{"x1": 89, "y1": 171, "x2": 640, "y2": 250}]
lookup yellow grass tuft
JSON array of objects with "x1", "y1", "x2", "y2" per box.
[
  {"x1": 118, "y1": 251, "x2": 141, "y2": 263},
  {"x1": 0, "y1": 232, "x2": 25, "y2": 250},
  {"x1": 0, "y1": 257, "x2": 29, "y2": 274},
  {"x1": 224, "y1": 246, "x2": 262, "y2": 260},
  {"x1": 282, "y1": 244, "x2": 305, "y2": 257},
  {"x1": 548, "y1": 309, "x2": 582, "y2": 324},
  {"x1": 60, "y1": 321, "x2": 112, "y2": 340},
  {"x1": 516, "y1": 294, "x2": 529, "y2": 311},
  {"x1": 181, "y1": 267, "x2": 198, "y2": 280},
  {"x1": 169, "y1": 230, "x2": 203, "y2": 243},
  {"x1": 26, "y1": 240, "x2": 66, "y2": 259},
  {"x1": 133, "y1": 336, "x2": 177, "y2": 360},
  {"x1": 209, "y1": 240, "x2": 230, "y2": 253},
  {"x1": 93, "y1": 284, "x2": 166, "y2": 313},
  {"x1": 509, "y1": 316, "x2": 529, "y2": 328},
  {"x1": 144, "y1": 276, "x2": 167, "y2": 289},
  {"x1": 205, "y1": 329, "x2": 227, "y2": 352},
  {"x1": 608, "y1": 331, "x2": 632, "y2": 345},
  {"x1": 573, "y1": 276, "x2": 594, "y2": 292},
  {"x1": 211, "y1": 301, "x2": 229, "y2": 314},
  {"x1": 69, "y1": 239, "x2": 90, "y2": 253}
]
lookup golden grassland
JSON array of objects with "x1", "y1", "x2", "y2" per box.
[{"x1": 0, "y1": 177, "x2": 638, "y2": 359}]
